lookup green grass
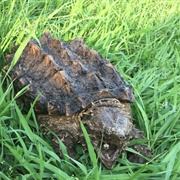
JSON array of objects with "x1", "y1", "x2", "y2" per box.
[{"x1": 0, "y1": 0, "x2": 180, "y2": 179}]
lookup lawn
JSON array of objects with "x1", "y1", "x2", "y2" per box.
[{"x1": 0, "y1": 0, "x2": 180, "y2": 179}]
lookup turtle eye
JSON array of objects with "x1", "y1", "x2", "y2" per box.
[{"x1": 103, "y1": 143, "x2": 110, "y2": 150}]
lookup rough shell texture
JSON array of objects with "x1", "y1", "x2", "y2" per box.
[{"x1": 4, "y1": 31, "x2": 134, "y2": 116}]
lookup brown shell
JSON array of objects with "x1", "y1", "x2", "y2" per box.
[{"x1": 4, "y1": 31, "x2": 134, "y2": 116}]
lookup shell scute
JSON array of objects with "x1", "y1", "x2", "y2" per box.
[{"x1": 4, "y1": 32, "x2": 134, "y2": 116}]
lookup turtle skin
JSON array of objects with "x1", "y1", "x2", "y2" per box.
[{"x1": 4, "y1": 31, "x2": 151, "y2": 169}]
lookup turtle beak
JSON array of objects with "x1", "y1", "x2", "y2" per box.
[{"x1": 99, "y1": 143, "x2": 121, "y2": 169}]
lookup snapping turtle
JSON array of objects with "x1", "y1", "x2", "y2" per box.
[{"x1": 4, "y1": 31, "x2": 151, "y2": 169}]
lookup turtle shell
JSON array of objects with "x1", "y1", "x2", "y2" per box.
[{"x1": 4, "y1": 31, "x2": 134, "y2": 116}]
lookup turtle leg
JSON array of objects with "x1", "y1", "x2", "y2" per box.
[
  {"x1": 127, "y1": 127, "x2": 151, "y2": 163},
  {"x1": 38, "y1": 114, "x2": 80, "y2": 159}
]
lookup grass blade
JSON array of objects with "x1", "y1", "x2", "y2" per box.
[{"x1": 80, "y1": 121, "x2": 100, "y2": 180}]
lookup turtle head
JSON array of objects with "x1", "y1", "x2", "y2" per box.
[{"x1": 80, "y1": 98, "x2": 133, "y2": 169}]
